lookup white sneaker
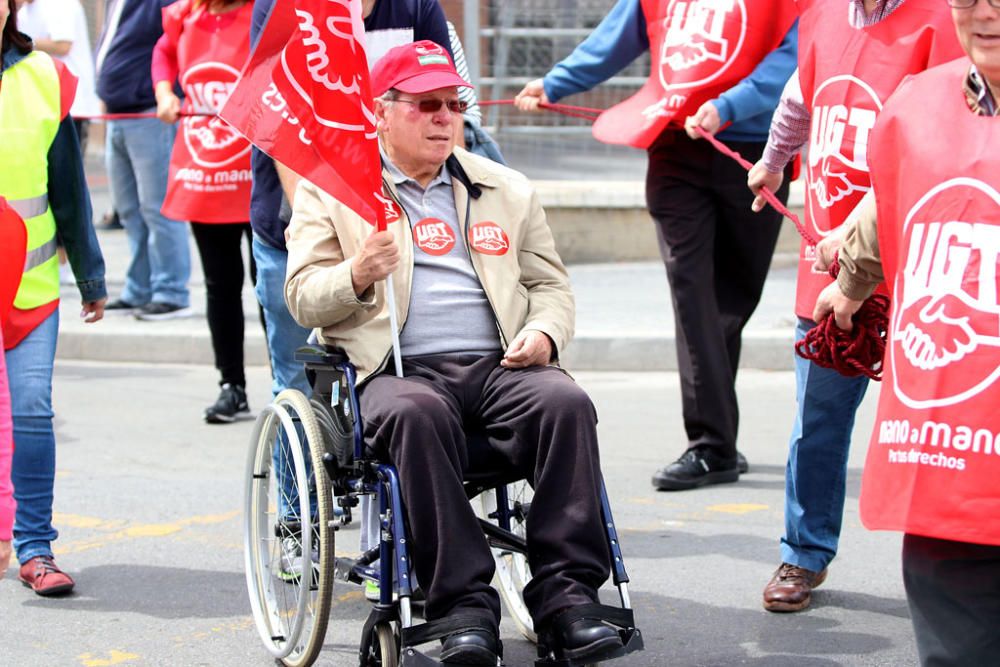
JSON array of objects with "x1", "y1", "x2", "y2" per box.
[{"x1": 278, "y1": 536, "x2": 319, "y2": 582}]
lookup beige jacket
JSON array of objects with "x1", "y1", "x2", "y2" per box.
[{"x1": 285, "y1": 148, "x2": 575, "y2": 384}]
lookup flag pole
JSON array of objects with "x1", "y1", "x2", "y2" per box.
[{"x1": 385, "y1": 275, "x2": 404, "y2": 378}]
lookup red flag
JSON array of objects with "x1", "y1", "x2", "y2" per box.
[
  {"x1": 0, "y1": 197, "x2": 27, "y2": 323},
  {"x1": 220, "y1": 0, "x2": 385, "y2": 230}
]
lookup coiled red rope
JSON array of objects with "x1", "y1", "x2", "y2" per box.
[
  {"x1": 485, "y1": 100, "x2": 891, "y2": 381},
  {"x1": 686, "y1": 126, "x2": 889, "y2": 381}
]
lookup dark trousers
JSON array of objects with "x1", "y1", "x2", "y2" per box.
[
  {"x1": 358, "y1": 353, "x2": 610, "y2": 629},
  {"x1": 903, "y1": 534, "x2": 1000, "y2": 666},
  {"x1": 190, "y1": 222, "x2": 257, "y2": 387},
  {"x1": 646, "y1": 131, "x2": 790, "y2": 458},
  {"x1": 73, "y1": 119, "x2": 90, "y2": 156}
]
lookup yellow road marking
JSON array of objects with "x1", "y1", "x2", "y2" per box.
[
  {"x1": 77, "y1": 650, "x2": 140, "y2": 666},
  {"x1": 338, "y1": 589, "x2": 364, "y2": 603},
  {"x1": 54, "y1": 513, "x2": 123, "y2": 530},
  {"x1": 55, "y1": 511, "x2": 240, "y2": 555},
  {"x1": 706, "y1": 503, "x2": 769, "y2": 515},
  {"x1": 173, "y1": 618, "x2": 254, "y2": 644}
]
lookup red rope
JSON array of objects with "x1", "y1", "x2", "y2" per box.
[
  {"x1": 688, "y1": 125, "x2": 887, "y2": 380},
  {"x1": 73, "y1": 111, "x2": 212, "y2": 120},
  {"x1": 86, "y1": 97, "x2": 889, "y2": 379},
  {"x1": 479, "y1": 99, "x2": 602, "y2": 121}
]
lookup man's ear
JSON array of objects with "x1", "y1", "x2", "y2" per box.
[{"x1": 374, "y1": 98, "x2": 389, "y2": 131}]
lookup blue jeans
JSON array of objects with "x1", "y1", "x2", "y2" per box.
[
  {"x1": 106, "y1": 116, "x2": 191, "y2": 307},
  {"x1": 252, "y1": 235, "x2": 311, "y2": 520},
  {"x1": 251, "y1": 235, "x2": 310, "y2": 397},
  {"x1": 7, "y1": 311, "x2": 59, "y2": 563},
  {"x1": 781, "y1": 318, "x2": 870, "y2": 573}
]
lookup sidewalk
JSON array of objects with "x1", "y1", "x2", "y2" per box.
[{"x1": 61, "y1": 155, "x2": 800, "y2": 371}]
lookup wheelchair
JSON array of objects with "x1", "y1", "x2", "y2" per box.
[{"x1": 243, "y1": 347, "x2": 643, "y2": 667}]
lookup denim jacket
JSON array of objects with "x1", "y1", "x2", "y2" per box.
[{"x1": 1, "y1": 42, "x2": 106, "y2": 303}]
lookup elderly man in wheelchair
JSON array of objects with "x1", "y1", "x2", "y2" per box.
[{"x1": 255, "y1": 41, "x2": 642, "y2": 667}]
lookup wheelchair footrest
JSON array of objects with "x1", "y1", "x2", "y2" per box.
[
  {"x1": 398, "y1": 646, "x2": 451, "y2": 667},
  {"x1": 534, "y1": 628, "x2": 643, "y2": 667},
  {"x1": 399, "y1": 614, "x2": 503, "y2": 666},
  {"x1": 534, "y1": 603, "x2": 644, "y2": 667}
]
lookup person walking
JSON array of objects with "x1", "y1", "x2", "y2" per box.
[
  {"x1": 153, "y1": 0, "x2": 257, "y2": 423},
  {"x1": 516, "y1": 0, "x2": 798, "y2": 490},
  {"x1": 0, "y1": 198, "x2": 26, "y2": 579},
  {"x1": 813, "y1": 4, "x2": 1000, "y2": 660},
  {"x1": 0, "y1": 0, "x2": 106, "y2": 594},
  {"x1": 96, "y1": 0, "x2": 192, "y2": 321},
  {"x1": 747, "y1": 0, "x2": 964, "y2": 613}
]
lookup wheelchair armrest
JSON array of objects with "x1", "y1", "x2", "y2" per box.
[{"x1": 295, "y1": 345, "x2": 351, "y2": 367}]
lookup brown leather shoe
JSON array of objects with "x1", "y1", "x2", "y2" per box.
[
  {"x1": 762, "y1": 562, "x2": 827, "y2": 612},
  {"x1": 18, "y1": 556, "x2": 75, "y2": 596}
]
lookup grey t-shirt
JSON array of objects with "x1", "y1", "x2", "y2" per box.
[{"x1": 382, "y1": 153, "x2": 501, "y2": 358}]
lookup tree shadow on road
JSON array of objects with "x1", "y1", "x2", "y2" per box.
[
  {"x1": 498, "y1": 588, "x2": 903, "y2": 667},
  {"x1": 619, "y1": 528, "x2": 778, "y2": 565},
  {"x1": 23, "y1": 565, "x2": 248, "y2": 618}
]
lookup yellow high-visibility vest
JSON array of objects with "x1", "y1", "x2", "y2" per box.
[{"x1": 0, "y1": 51, "x2": 61, "y2": 310}]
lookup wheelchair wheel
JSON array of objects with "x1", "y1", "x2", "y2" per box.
[
  {"x1": 480, "y1": 480, "x2": 536, "y2": 643},
  {"x1": 362, "y1": 622, "x2": 399, "y2": 667},
  {"x1": 244, "y1": 389, "x2": 334, "y2": 667}
]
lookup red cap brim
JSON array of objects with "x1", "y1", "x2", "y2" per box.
[{"x1": 393, "y1": 71, "x2": 473, "y2": 95}]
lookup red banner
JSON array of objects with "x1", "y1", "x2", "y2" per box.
[
  {"x1": 219, "y1": 0, "x2": 385, "y2": 230},
  {"x1": 0, "y1": 198, "x2": 27, "y2": 323}
]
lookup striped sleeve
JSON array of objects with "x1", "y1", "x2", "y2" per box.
[{"x1": 448, "y1": 21, "x2": 482, "y2": 124}]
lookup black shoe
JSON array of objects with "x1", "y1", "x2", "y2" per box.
[
  {"x1": 440, "y1": 629, "x2": 500, "y2": 665},
  {"x1": 104, "y1": 298, "x2": 139, "y2": 315},
  {"x1": 544, "y1": 615, "x2": 623, "y2": 661},
  {"x1": 652, "y1": 446, "x2": 740, "y2": 491},
  {"x1": 97, "y1": 211, "x2": 123, "y2": 230},
  {"x1": 738, "y1": 451, "x2": 749, "y2": 474},
  {"x1": 134, "y1": 302, "x2": 193, "y2": 321},
  {"x1": 204, "y1": 383, "x2": 249, "y2": 424}
]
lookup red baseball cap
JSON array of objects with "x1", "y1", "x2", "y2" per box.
[{"x1": 371, "y1": 40, "x2": 472, "y2": 97}]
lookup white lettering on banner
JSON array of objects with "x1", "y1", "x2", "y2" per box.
[
  {"x1": 187, "y1": 80, "x2": 235, "y2": 114},
  {"x1": 281, "y1": 0, "x2": 377, "y2": 135},
  {"x1": 809, "y1": 106, "x2": 877, "y2": 172},
  {"x1": 175, "y1": 167, "x2": 206, "y2": 183},
  {"x1": 663, "y1": 0, "x2": 738, "y2": 71},
  {"x1": 806, "y1": 76, "x2": 882, "y2": 224},
  {"x1": 886, "y1": 447, "x2": 967, "y2": 471},
  {"x1": 641, "y1": 94, "x2": 689, "y2": 120},
  {"x1": 261, "y1": 83, "x2": 313, "y2": 146},
  {"x1": 878, "y1": 418, "x2": 1000, "y2": 457},
  {"x1": 181, "y1": 62, "x2": 251, "y2": 169},
  {"x1": 903, "y1": 221, "x2": 1000, "y2": 304},
  {"x1": 889, "y1": 178, "x2": 1000, "y2": 408},
  {"x1": 373, "y1": 191, "x2": 400, "y2": 222},
  {"x1": 213, "y1": 169, "x2": 252, "y2": 184},
  {"x1": 297, "y1": 6, "x2": 360, "y2": 95},
  {"x1": 657, "y1": 0, "x2": 746, "y2": 91}
]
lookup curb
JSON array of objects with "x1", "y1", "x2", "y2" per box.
[{"x1": 55, "y1": 328, "x2": 796, "y2": 372}]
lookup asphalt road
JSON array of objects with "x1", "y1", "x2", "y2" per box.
[{"x1": 0, "y1": 362, "x2": 915, "y2": 667}]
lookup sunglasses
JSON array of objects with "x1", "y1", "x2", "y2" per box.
[
  {"x1": 947, "y1": 0, "x2": 1000, "y2": 6},
  {"x1": 393, "y1": 98, "x2": 468, "y2": 114}
]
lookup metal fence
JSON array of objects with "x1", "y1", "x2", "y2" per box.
[
  {"x1": 75, "y1": 0, "x2": 646, "y2": 179},
  {"x1": 459, "y1": 0, "x2": 649, "y2": 180}
]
